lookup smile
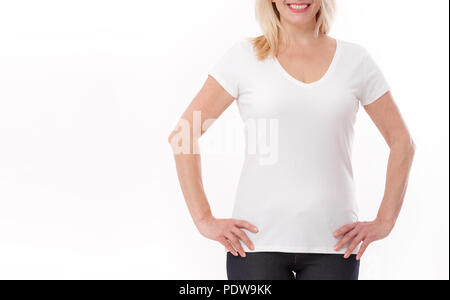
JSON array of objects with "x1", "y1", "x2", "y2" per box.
[{"x1": 287, "y1": 3, "x2": 311, "y2": 13}]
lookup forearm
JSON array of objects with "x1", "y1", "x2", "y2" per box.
[
  {"x1": 376, "y1": 140, "x2": 416, "y2": 228},
  {"x1": 173, "y1": 152, "x2": 213, "y2": 228}
]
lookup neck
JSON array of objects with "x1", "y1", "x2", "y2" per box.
[{"x1": 279, "y1": 18, "x2": 323, "y2": 47}]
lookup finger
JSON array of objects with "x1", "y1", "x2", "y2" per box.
[
  {"x1": 219, "y1": 237, "x2": 238, "y2": 256},
  {"x1": 235, "y1": 220, "x2": 259, "y2": 233},
  {"x1": 356, "y1": 241, "x2": 371, "y2": 260},
  {"x1": 225, "y1": 233, "x2": 246, "y2": 258},
  {"x1": 334, "y1": 223, "x2": 358, "y2": 238},
  {"x1": 232, "y1": 228, "x2": 255, "y2": 251},
  {"x1": 334, "y1": 229, "x2": 358, "y2": 251},
  {"x1": 344, "y1": 234, "x2": 364, "y2": 259}
]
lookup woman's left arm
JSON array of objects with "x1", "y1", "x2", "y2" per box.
[{"x1": 334, "y1": 91, "x2": 416, "y2": 260}]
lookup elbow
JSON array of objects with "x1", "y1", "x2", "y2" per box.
[
  {"x1": 410, "y1": 138, "x2": 417, "y2": 155},
  {"x1": 168, "y1": 131, "x2": 177, "y2": 151},
  {"x1": 391, "y1": 136, "x2": 416, "y2": 157},
  {"x1": 168, "y1": 132, "x2": 174, "y2": 145},
  {"x1": 168, "y1": 119, "x2": 193, "y2": 152},
  {"x1": 406, "y1": 135, "x2": 417, "y2": 156},
  {"x1": 168, "y1": 130, "x2": 197, "y2": 154}
]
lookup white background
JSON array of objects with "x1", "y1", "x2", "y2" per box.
[{"x1": 0, "y1": 0, "x2": 448, "y2": 280}]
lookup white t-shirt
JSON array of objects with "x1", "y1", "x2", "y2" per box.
[{"x1": 209, "y1": 38, "x2": 390, "y2": 254}]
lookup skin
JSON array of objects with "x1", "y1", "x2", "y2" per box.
[{"x1": 169, "y1": 0, "x2": 416, "y2": 260}]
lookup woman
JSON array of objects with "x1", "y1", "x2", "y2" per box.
[{"x1": 169, "y1": 0, "x2": 415, "y2": 280}]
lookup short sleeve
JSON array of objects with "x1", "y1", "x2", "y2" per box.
[
  {"x1": 359, "y1": 50, "x2": 391, "y2": 106},
  {"x1": 208, "y1": 41, "x2": 244, "y2": 99}
]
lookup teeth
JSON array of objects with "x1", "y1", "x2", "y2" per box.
[{"x1": 289, "y1": 4, "x2": 309, "y2": 10}]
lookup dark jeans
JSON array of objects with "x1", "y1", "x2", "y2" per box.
[{"x1": 227, "y1": 252, "x2": 360, "y2": 280}]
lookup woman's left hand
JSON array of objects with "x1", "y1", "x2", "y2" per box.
[{"x1": 333, "y1": 219, "x2": 395, "y2": 260}]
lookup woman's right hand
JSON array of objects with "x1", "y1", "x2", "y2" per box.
[{"x1": 196, "y1": 216, "x2": 259, "y2": 257}]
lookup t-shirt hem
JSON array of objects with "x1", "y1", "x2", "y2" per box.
[
  {"x1": 227, "y1": 245, "x2": 359, "y2": 255},
  {"x1": 208, "y1": 73, "x2": 238, "y2": 99},
  {"x1": 362, "y1": 86, "x2": 391, "y2": 106}
]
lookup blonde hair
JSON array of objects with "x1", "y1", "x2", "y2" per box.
[{"x1": 252, "y1": 0, "x2": 336, "y2": 60}]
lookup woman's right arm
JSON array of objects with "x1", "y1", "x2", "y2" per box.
[{"x1": 168, "y1": 76, "x2": 258, "y2": 258}]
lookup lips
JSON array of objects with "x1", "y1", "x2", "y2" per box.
[{"x1": 286, "y1": 2, "x2": 311, "y2": 13}]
